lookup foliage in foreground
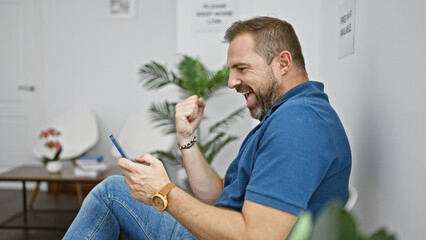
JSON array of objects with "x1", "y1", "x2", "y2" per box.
[{"x1": 288, "y1": 202, "x2": 396, "y2": 240}]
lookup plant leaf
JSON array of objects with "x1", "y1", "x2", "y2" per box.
[
  {"x1": 139, "y1": 56, "x2": 229, "y2": 100},
  {"x1": 201, "y1": 66, "x2": 229, "y2": 100},
  {"x1": 174, "y1": 56, "x2": 229, "y2": 100},
  {"x1": 151, "y1": 150, "x2": 179, "y2": 162},
  {"x1": 148, "y1": 101, "x2": 176, "y2": 135},
  {"x1": 287, "y1": 211, "x2": 313, "y2": 240},
  {"x1": 209, "y1": 106, "x2": 247, "y2": 133},
  {"x1": 204, "y1": 133, "x2": 238, "y2": 164},
  {"x1": 310, "y1": 201, "x2": 359, "y2": 240},
  {"x1": 367, "y1": 229, "x2": 396, "y2": 240},
  {"x1": 198, "y1": 132, "x2": 225, "y2": 155},
  {"x1": 139, "y1": 61, "x2": 177, "y2": 90}
]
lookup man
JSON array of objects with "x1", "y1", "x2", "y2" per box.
[{"x1": 64, "y1": 16, "x2": 351, "y2": 239}]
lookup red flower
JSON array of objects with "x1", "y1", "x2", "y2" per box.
[
  {"x1": 55, "y1": 142, "x2": 62, "y2": 151},
  {"x1": 45, "y1": 141, "x2": 54, "y2": 148},
  {"x1": 40, "y1": 128, "x2": 61, "y2": 138},
  {"x1": 40, "y1": 131, "x2": 48, "y2": 138}
]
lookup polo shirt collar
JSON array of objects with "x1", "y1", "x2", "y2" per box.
[{"x1": 260, "y1": 81, "x2": 324, "y2": 122}]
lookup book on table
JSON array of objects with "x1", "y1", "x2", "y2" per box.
[{"x1": 74, "y1": 155, "x2": 108, "y2": 177}]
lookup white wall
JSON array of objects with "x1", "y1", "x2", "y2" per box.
[
  {"x1": 318, "y1": 0, "x2": 426, "y2": 239},
  {"x1": 41, "y1": 0, "x2": 179, "y2": 164}
]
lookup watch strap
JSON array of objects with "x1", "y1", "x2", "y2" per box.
[{"x1": 159, "y1": 182, "x2": 176, "y2": 197}]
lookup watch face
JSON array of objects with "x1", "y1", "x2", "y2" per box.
[{"x1": 153, "y1": 196, "x2": 165, "y2": 210}]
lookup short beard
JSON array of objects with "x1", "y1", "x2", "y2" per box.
[{"x1": 249, "y1": 70, "x2": 281, "y2": 120}]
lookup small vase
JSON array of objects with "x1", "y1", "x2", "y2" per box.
[{"x1": 46, "y1": 161, "x2": 62, "y2": 174}]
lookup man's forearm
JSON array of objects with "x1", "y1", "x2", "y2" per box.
[
  {"x1": 167, "y1": 187, "x2": 246, "y2": 240},
  {"x1": 180, "y1": 143, "x2": 223, "y2": 204},
  {"x1": 167, "y1": 187, "x2": 297, "y2": 240},
  {"x1": 174, "y1": 96, "x2": 222, "y2": 203}
]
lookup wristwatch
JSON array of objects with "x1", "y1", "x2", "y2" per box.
[{"x1": 151, "y1": 182, "x2": 176, "y2": 212}]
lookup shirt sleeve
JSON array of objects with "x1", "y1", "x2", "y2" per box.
[{"x1": 245, "y1": 104, "x2": 336, "y2": 216}]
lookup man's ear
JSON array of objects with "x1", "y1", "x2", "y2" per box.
[{"x1": 277, "y1": 51, "x2": 292, "y2": 75}]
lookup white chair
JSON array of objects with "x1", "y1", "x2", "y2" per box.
[
  {"x1": 345, "y1": 185, "x2": 358, "y2": 211},
  {"x1": 32, "y1": 108, "x2": 99, "y2": 161},
  {"x1": 110, "y1": 109, "x2": 172, "y2": 160},
  {"x1": 30, "y1": 108, "x2": 99, "y2": 207}
]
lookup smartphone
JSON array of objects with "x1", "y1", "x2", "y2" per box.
[
  {"x1": 109, "y1": 134, "x2": 147, "y2": 165},
  {"x1": 109, "y1": 134, "x2": 129, "y2": 159}
]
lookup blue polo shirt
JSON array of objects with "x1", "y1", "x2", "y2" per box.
[{"x1": 214, "y1": 81, "x2": 351, "y2": 217}]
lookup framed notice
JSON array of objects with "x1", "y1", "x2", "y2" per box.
[
  {"x1": 105, "y1": 0, "x2": 137, "y2": 19},
  {"x1": 338, "y1": 0, "x2": 356, "y2": 58},
  {"x1": 192, "y1": 0, "x2": 239, "y2": 33}
]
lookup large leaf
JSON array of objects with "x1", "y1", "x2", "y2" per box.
[
  {"x1": 310, "y1": 202, "x2": 360, "y2": 240},
  {"x1": 368, "y1": 229, "x2": 396, "y2": 240},
  {"x1": 287, "y1": 211, "x2": 313, "y2": 240}
]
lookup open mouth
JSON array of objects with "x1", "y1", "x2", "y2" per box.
[
  {"x1": 242, "y1": 91, "x2": 255, "y2": 106},
  {"x1": 242, "y1": 91, "x2": 250, "y2": 99},
  {"x1": 236, "y1": 84, "x2": 255, "y2": 107}
]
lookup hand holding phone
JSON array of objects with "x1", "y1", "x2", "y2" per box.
[{"x1": 110, "y1": 134, "x2": 149, "y2": 165}]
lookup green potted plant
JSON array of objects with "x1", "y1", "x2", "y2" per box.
[
  {"x1": 138, "y1": 55, "x2": 246, "y2": 186},
  {"x1": 288, "y1": 202, "x2": 397, "y2": 240}
]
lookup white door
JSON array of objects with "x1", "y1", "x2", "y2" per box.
[{"x1": 0, "y1": 0, "x2": 43, "y2": 170}]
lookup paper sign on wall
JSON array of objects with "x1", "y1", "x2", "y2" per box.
[
  {"x1": 192, "y1": 0, "x2": 239, "y2": 33},
  {"x1": 338, "y1": 0, "x2": 356, "y2": 58}
]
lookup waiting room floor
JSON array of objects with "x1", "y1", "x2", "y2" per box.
[{"x1": 0, "y1": 189, "x2": 79, "y2": 240}]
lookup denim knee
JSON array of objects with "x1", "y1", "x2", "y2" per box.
[
  {"x1": 101, "y1": 175, "x2": 125, "y2": 187},
  {"x1": 89, "y1": 175, "x2": 126, "y2": 203}
]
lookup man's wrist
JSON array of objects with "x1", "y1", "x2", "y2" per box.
[
  {"x1": 151, "y1": 182, "x2": 177, "y2": 212},
  {"x1": 177, "y1": 135, "x2": 197, "y2": 150},
  {"x1": 177, "y1": 134, "x2": 195, "y2": 147}
]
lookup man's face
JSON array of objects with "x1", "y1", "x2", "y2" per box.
[{"x1": 227, "y1": 33, "x2": 281, "y2": 120}]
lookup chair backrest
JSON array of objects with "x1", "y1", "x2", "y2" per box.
[
  {"x1": 110, "y1": 110, "x2": 172, "y2": 160},
  {"x1": 32, "y1": 108, "x2": 99, "y2": 160},
  {"x1": 344, "y1": 185, "x2": 358, "y2": 211}
]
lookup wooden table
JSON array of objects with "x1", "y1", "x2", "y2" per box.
[{"x1": 0, "y1": 164, "x2": 122, "y2": 230}]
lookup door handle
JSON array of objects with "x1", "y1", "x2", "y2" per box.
[{"x1": 18, "y1": 85, "x2": 35, "y2": 92}]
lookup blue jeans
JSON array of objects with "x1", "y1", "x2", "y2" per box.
[{"x1": 64, "y1": 175, "x2": 197, "y2": 240}]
